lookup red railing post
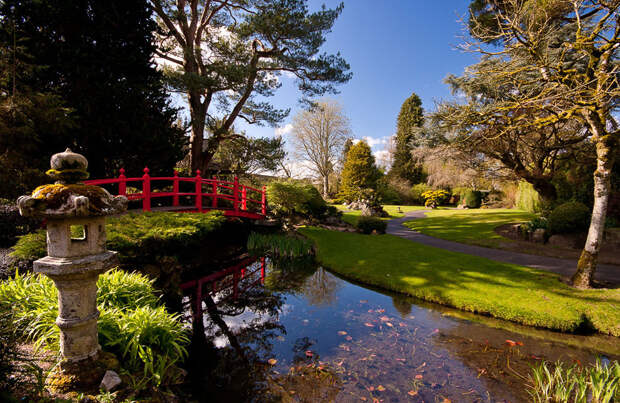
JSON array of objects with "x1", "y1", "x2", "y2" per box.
[
  {"x1": 212, "y1": 176, "x2": 217, "y2": 208},
  {"x1": 241, "y1": 186, "x2": 247, "y2": 210},
  {"x1": 172, "y1": 170, "x2": 179, "y2": 207},
  {"x1": 233, "y1": 176, "x2": 239, "y2": 212},
  {"x1": 142, "y1": 167, "x2": 151, "y2": 212},
  {"x1": 118, "y1": 168, "x2": 126, "y2": 196},
  {"x1": 261, "y1": 257, "x2": 265, "y2": 285},
  {"x1": 261, "y1": 186, "x2": 266, "y2": 216},
  {"x1": 195, "y1": 170, "x2": 202, "y2": 212}
]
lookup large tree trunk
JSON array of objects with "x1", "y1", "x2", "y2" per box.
[
  {"x1": 323, "y1": 175, "x2": 329, "y2": 199},
  {"x1": 189, "y1": 91, "x2": 206, "y2": 175},
  {"x1": 572, "y1": 126, "x2": 615, "y2": 288}
]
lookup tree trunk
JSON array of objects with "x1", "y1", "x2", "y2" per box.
[
  {"x1": 530, "y1": 178, "x2": 557, "y2": 206},
  {"x1": 189, "y1": 91, "x2": 206, "y2": 175},
  {"x1": 323, "y1": 175, "x2": 329, "y2": 199},
  {"x1": 571, "y1": 132, "x2": 615, "y2": 288}
]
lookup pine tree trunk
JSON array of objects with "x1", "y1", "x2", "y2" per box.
[
  {"x1": 189, "y1": 92, "x2": 206, "y2": 175},
  {"x1": 571, "y1": 128, "x2": 615, "y2": 289}
]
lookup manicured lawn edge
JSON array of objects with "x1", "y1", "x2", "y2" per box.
[
  {"x1": 299, "y1": 227, "x2": 620, "y2": 336},
  {"x1": 334, "y1": 204, "x2": 426, "y2": 226}
]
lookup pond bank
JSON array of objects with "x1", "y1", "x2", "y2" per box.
[{"x1": 299, "y1": 227, "x2": 620, "y2": 336}]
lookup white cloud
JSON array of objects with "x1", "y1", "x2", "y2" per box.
[
  {"x1": 275, "y1": 124, "x2": 294, "y2": 136},
  {"x1": 362, "y1": 136, "x2": 390, "y2": 148},
  {"x1": 374, "y1": 150, "x2": 392, "y2": 169}
]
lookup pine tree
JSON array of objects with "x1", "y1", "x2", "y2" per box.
[
  {"x1": 339, "y1": 141, "x2": 381, "y2": 202},
  {"x1": 389, "y1": 92, "x2": 424, "y2": 183}
]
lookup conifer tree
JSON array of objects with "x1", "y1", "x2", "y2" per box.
[
  {"x1": 389, "y1": 92, "x2": 424, "y2": 183},
  {"x1": 339, "y1": 141, "x2": 380, "y2": 202}
]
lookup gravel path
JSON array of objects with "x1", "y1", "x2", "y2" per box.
[{"x1": 387, "y1": 210, "x2": 620, "y2": 286}]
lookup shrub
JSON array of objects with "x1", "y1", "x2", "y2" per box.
[
  {"x1": 0, "y1": 202, "x2": 41, "y2": 247},
  {"x1": 547, "y1": 202, "x2": 591, "y2": 235},
  {"x1": 266, "y1": 181, "x2": 327, "y2": 218},
  {"x1": 0, "y1": 270, "x2": 188, "y2": 387},
  {"x1": 515, "y1": 181, "x2": 542, "y2": 213},
  {"x1": 463, "y1": 190, "x2": 483, "y2": 208},
  {"x1": 377, "y1": 179, "x2": 402, "y2": 204},
  {"x1": 524, "y1": 216, "x2": 548, "y2": 232},
  {"x1": 355, "y1": 216, "x2": 387, "y2": 234},
  {"x1": 411, "y1": 183, "x2": 432, "y2": 205},
  {"x1": 10, "y1": 211, "x2": 226, "y2": 262},
  {"x1": 421, "y1": 189, "x2": 450, "y2": 208}
]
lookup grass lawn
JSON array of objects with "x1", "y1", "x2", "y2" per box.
[
  {"x1": 403, "y1": 208, "x2": 535, "y2": 248},
  {"x1": 334, "y1": 204, "x2": 426, "y2": 226},
  {"x1": 299, "y1": 227, "x2": 620, "y2": 336}
]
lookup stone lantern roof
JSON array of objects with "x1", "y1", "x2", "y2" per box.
[{"x1": 17, "y1": 148, "x2": 127, "y2": 218}]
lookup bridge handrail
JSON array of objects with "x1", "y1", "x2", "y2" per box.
[{"x1": 84, "y1": 167, "x2": 266, "y2": 217}]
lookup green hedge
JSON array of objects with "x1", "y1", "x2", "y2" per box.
[
  {"x1": 464, "y1": 190, "x2": 483, "y2": 208},
  {"x1": 356, "y1": 216, "x2": 387, "y2": 234},
  {"x1": 548, "y1": 202, "x2": 591, "y2": 235},
  {"x1": 10, "y1": 211, "x2": 226, "y2": 262}
]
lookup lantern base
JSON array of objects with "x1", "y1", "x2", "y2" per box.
[{"x1": 46, "y1": 350, "x2": 120, "y2": 394}]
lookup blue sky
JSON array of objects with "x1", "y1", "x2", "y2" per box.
[{"x1": 237, "y1": 0, "x2": 479, "y2": 160}]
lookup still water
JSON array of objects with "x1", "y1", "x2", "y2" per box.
[{"x1": 179, "y1": 256, "x2": 618, "y2": 402}]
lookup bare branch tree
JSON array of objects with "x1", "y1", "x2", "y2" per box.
[{"x1": 290, "y1": 100, "x2": 352, "y2": 198}]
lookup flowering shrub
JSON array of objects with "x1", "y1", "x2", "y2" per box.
[{"x1": 421, "y1": 190, "x2": 450, "y2": 208}]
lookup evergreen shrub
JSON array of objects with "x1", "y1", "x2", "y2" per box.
[
  {"x1": 355, "y1": 216, "x2": 387, "y2": 234},
  {"x1": 547, "y1": 202, "x2": 591, "y2": 235},
  {"x1": 464, "y1": 190, "x2": 483, "y2": 208}
]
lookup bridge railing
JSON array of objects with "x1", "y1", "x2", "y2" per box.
[{"x1": 85, "y1": 168, "x2": 266, "y2": 218}]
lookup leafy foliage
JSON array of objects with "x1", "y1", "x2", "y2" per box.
[
  {"x1": 516, "y1": 181, "x2": 543, "y2": 214},
  {"x1": 355, "y1": 216, "x2": 387, "y2": 235},
  {"x1": 0, "y1": 270, "x2": 188, "y2": 387},
  {"x1": 548, "y1": 202, "x2": 591, "y2": 235},
  {"x1": 410, "y1": 183, "x2": 432, "y2": 205},
  {"x1": 421, "y1": 190, "x2": 449, "y2": 208},
  {"x1": 339, "y1": 141, "x2": 381, "y2": 202},
  {"x1": 266, "y1": 181, "x2": 327, "y2": 218},
  {"x1": 211, "y1": 135, "x2": 286, "y2": 177}
]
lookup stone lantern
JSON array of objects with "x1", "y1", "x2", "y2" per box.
[{"x1": 17, "y1": 148, "x2": 127, "y2": 388}]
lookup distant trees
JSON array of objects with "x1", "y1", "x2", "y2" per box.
[
  {"x1": 0, "y1": 0, "x2": 186, "y2": 196},
  {"x1": 150, "y1": 0, "x2": 352, "y2": 174},
  {"x1": 389, "y1": 92, "x2": 425, "y2": 183},
  {"x1": 290, "y1": 100, "x2": 352, "y2": 198},
  {"x1": 339, "y1": 140, "x2": 381, "y2": 202},
  {"x1": 211, "y1": 134, "x2": 286, "y2": 178}
]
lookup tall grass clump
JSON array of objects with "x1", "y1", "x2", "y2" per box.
[
  {"x1": 0, "y1": 269, "x2": 189, "y2": 388},
  {"x1": 528, "y1": 358, "x2": 619, "y2": 403},
  {"x1": 247, "y1": 232, "x2": 314, "y2": 258}
]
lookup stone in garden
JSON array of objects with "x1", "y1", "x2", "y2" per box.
[
  {"x1": 100, "y1": 370, "x2": 122, "y2": 392},
  {"x1": 532, "y1": 228, "x2": 546, "y2": 243}
]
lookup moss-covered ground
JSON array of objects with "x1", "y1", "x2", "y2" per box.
[
  {"x1": 299, "y1": 227, "x2": 620, "y2": 336},
  {"x1": 403, "y1": 208, "x2": 535, "y2": 248}
]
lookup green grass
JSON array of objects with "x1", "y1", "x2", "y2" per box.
[
  {"x1": 333, "y1": 204, "x2": 426, "y2": 226},
  {"x1": 299, "y1": 227, "x2": 620, "y2": 336},
  {"x1": 403, "y1": 208, "x2": 535, "y2": 247}
]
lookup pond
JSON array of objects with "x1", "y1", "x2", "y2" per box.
[{"x1": 178, "y1": 256, "x2": 618, "y2": 402}]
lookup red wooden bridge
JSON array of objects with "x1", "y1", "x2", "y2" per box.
[{"x1": 85, "y1": 168, "x2": 266, "y2": 220}]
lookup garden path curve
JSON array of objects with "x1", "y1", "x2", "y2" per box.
[{"x1": 387, "y1": 210, "x2": 620, "y2": 286}]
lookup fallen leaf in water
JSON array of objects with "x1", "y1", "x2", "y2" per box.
[
  {"x1": 440, "y1": 399, "x2": 451, "y2": 403},
  {"x1": 365, "y1": 323, "x2": 374, "y2": 327},
  {"x1": 396, "y1": 358, "x2": 406, "y2": 362},
  {"x1": 367, "y1": 386, "x2": 375, "y2": 391},
  {"x1": 267, "y1": 358, "x2": 277, "y2": 365},
  {"x1": 336, "y1": 360, "x2": 344, "y2": 366},
  {"x1": 505, "y1": 339, "x2": 517, "y2": 346},
  {"x1": 368, "y1": 309, "x2": 374, "y2": 313},
  {"x1": 338, "y1": 331, "x2": 348, "y2": 336},
  {"x1": 305, "y1": 350, "x2": 313, "y2": 357},
  {"x1": 360, "y1": 397, "x2": 367, "y2": 401},
  {"x1": 385, "y1": 322, "x2": 394, "y2": 327},
  {"x1": 376, "y1": 309, "x2": 385, "y2": 313},
  {"x1": 415, "y1": 374, "x2": 423, "y2": 379},
  {"x1": 517, "y1": 341, "x2": 524, "y2": 346},
  {"x1": 345, "y1": 336, "x2": 353, "y2": 341},
  {"x1": 379, "y1": 316, "x2": 390, "y2": 322},
  {"x1": 407, "y1": 390, "x2": 418, "y2": 396},
  {"x1": 376, "y1": 385, "x2": 386, "y2": 392},
  {"x1": 360, "y1": 300, "x2": 368, "y2": 303},
  {"x1": 399, "y1": 322, "x2": 407, "y2": 327}
]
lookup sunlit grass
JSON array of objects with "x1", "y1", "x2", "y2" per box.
[
  {"x1": 403, "y1": 208, "x2": 535, "y2": 247},
  {"x1": 299, "y1": 227, "x2": 620, "y2": 336},
  {"x1": 333, "y1": 204, "x2": 426, "y2": 226}
]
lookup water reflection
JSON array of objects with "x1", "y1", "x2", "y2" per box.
[{"x1": 179, "y1": 257, "x2": 618, "y2": 402}]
